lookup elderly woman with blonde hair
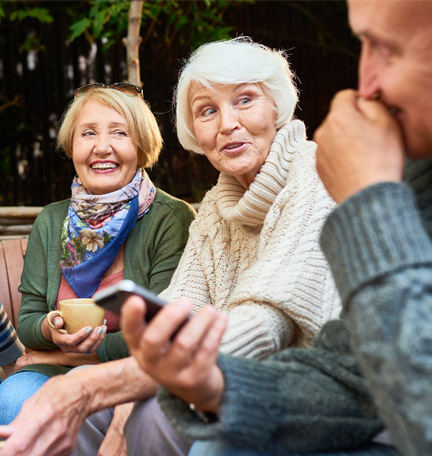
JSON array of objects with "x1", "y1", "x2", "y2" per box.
[{"x1": 0, "y1": 83, "x2": 195, "y2": 430}]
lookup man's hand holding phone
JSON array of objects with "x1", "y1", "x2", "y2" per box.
[{"x1": 120, "y1": 295, "x2": 228, "y2": 415}]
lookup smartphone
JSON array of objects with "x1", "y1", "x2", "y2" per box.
[{"x1": 93, "y1": 279, "x2": 169, "y2": 322}]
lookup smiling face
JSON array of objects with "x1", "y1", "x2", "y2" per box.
[
  {"x1": 72, "y1": 100, "x2": 138, "y2": 195},
  {"x1": 190, "y1": 82, "x2": 277, "y2": 188},
  {"x1": 348, "y1": 0, "x2": 432, "y2": 159}
]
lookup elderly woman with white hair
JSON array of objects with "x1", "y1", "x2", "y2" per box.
[
  {"x1": 157, "y1": 36, "x2": 341, "y2": 356},
  {"x1": 122, "y1": 36, "x2": 341, "y2": 454}
]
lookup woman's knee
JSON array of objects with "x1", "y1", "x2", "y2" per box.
[{"x1": 0, "y1": 371, "x2": 49, "y2": 424}]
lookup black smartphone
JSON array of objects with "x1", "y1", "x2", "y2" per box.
[{"x1": 93, "y1": 279, "x2": 169, "y2": 322}]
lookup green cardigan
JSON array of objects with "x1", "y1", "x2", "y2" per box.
[{"x1": 17, "y1": 189, "x2": 195, "y2": 377}]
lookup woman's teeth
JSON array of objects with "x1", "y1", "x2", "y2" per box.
[
  {"x1": 226, "y1": 143, "x2": 242, "y2": 149},
  {"x1": 91, "y1": 163, "x2": 118, "y2": 169}
]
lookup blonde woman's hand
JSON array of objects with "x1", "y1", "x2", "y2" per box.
[{"x1": 41, "y1": 316, "x2": 107, "y2": 354}]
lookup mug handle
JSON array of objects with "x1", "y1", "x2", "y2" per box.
[{"x1": 46, "y1": 310, "x2": 67, "y2": 334}]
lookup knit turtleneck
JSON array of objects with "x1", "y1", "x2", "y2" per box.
[
  {"x1": 161, "y1": 118, "x2": 340, "y2": 359},
  {"x1": 217, "y1": 120, "x2": 307, "y2": 226}
]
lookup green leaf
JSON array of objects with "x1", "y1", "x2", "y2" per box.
[
  {"x1": 93, "y1": 9, "x2": 107, "y2": 38},
  {"x1": 69, "y1": 17, "x2": 91, "y2": 42},
  {"x1": 10, "y1": 7, "x2": 53, "y2": 23}
]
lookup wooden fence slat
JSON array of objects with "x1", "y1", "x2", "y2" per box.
[
  {"x1": 21, "y1": 238, "x2": 28, "y2": 256},
  {"x1": 0, "y1": 243, "x2": 14, "y2": 326},
  {"x1": 2, "y1": 239, "x2": 25, "y2": 326}
]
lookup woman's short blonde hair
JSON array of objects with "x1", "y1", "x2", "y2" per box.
[
  {"x1": 57, "y1": 88, "x2": 163, "y2": 168},
  {"x1": 175, "y1": 36, "x2": 298, "y2": 154}
]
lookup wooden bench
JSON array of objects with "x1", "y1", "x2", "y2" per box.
[{"x1": 0, "y1": 238, "x2": 28, "y2": 327}]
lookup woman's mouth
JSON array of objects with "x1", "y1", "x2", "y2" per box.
[
  {"x1": 222, "y1": 142, "x2": 247, "y2": 153},
  {"x1": 90, "y1": 162, "x2": 119, "y2": 170}
]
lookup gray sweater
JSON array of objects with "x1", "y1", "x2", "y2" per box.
[
  {"x1": 320, "y1": 158, "x2": 432, "y2": 456},
  {"x1": 158, "y1": 159, "x2": 432, "y2": 455}
]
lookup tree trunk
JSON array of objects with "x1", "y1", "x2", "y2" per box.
[{"x1": 123, "y1": 0, "x2": 144, "y2": 86}]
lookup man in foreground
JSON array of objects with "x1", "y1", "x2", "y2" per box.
[{"x1": 121, "y1": 1, "x2": 432, "y2": 455}]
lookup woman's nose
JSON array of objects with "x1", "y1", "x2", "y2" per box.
[
  {"x1": 93, "y1": 134, "x2": 112, "y2": 154},
  {"x1": 219, "y1": 106, "x2": 240, "y2": 134}
]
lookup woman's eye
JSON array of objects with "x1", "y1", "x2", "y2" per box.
[
  {"x1": 239, "y1": 97, "x2": 251, "y2": 105},
  {"x1": 82, "y1": 130, "x2": 95, "y2": 137},
  {"x1": 113, "y1": 130, "x2": 127, "y2": 136},
  {"x1": 202, "y1": 108, "x2": 216, "y2": 117}
]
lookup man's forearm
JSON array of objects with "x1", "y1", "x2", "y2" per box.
[{"x1": 69, "y1": 356, "x2": 158, "y2": 414}]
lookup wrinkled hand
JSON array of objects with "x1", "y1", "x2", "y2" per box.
[
  {"x1": 315, "y1": 89, "x2": 405, "y2": 203},
  {"x1": 14, "y1": 350, "x2": 44, "y2": 370},
  {"x1": 42, "y1": 315, "x2": 107, "y2": 354},
  {"x1": 14, "y1": 349, "x2": 99, "y2": 370},
  {"x1": 0, "y1": 374, "x2": 91, "y2": 455},
  {"x1": 97, "y1": 402, "x2": 133, "y2": 456},
  {"x1": 121, "y1": 297, "x2": 227, "y2": 413}
]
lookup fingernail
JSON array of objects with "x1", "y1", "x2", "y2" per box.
[
  {"x1": 55, "y1": 319, "x2": 61, "y2": 328},
  {"x1": 103, "y1": 319, "x2": 107, "y2": 325},
  {"x1": 103, "y1": 327, "x2": 107, "y2": 334},
  {"x1": 86, "y1": 327, "x2": 93, "y2": 334},
  {"x1": 97, "y1": 327, "x2": 103, "y2": 335}
]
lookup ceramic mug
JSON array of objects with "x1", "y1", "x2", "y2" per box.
[{"x1": 46, "y1": 298, "x2": 105, "y2": 334}]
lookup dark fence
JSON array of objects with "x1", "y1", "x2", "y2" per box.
[{"x1": 0, "y1": 1, "x2": 358, "y2": 207}]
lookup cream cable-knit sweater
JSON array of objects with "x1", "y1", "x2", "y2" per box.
[{"x1": 161, "y1": 120, "x2": 341, "y2": 359}]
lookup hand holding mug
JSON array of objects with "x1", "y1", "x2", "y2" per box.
[{"x1": 43, "y1": 299, "x2": 107, "y2": 354}]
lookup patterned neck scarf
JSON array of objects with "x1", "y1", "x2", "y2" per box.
[{"x1": 59, "y1": 169, "x2": 155, "y2": 298}]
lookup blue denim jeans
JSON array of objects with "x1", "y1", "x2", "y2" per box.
[
  {"x1": 0, "y1": 371, "x2": 49, "y2": 424},
  {"x1": 188, "y1": 441, "x2": 400, "y2": 456}
]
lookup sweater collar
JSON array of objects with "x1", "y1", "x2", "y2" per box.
[{"x1": 216, "y1": 120, "x2": 307, "y2": 226}]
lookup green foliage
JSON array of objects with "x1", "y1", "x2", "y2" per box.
[
  {"x1": 67, "y1": 0, "x2": 252, "y2": 52},
  {"x1": 0, "y1": 2, "x2": 52, "y2": 52},
  {"x1": 0, "y1": 0, "x2": 251, "y2": 53},
  {"x1": 8, "y1": 6, "x2": 53, "y2": 23},
  {"x1": 68, "y1": 1, "x2": 130, "y2": 51}
]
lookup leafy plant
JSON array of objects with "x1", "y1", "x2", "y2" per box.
[{"x1": 67, "y1": 0, "x2": 252, "y2": 52}]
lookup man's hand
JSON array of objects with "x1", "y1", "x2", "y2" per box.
[
  {"x1": 0, "y1": 374, "x2": 92, "y2": 455},
  {"x1": 121, "y1": 297, "x2": 227, "y2": 414},
  {"x1": 0, "y1": 356, "x2": 157, "y2": 455},
  {"x1": 315, "y1": 89, "x2": 405, "y2": 203}
]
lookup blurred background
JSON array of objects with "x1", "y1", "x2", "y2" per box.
[{"x1": 0, "y1": 0, "x2": 359, "y2": 207}]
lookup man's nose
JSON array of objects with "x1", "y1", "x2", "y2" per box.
[{"x1": 358, "y1": 44, "x2": 380, "y2": 99}]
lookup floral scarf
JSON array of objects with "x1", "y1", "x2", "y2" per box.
[{"x1": 59, "y1": 169, "x2": 155, "y2": 298}]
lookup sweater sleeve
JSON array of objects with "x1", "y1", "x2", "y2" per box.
[
  {"x1": 0, "y1": 302, "x2": 25, "y2": 365},
  {"x1": 221, "y1": 148, "x2": 341, "y2": 359},
  {"x1": 158, "y1": 319, "x2": 382, "y2": 454},
  {"x1": 320, "y1": 182, "x2": 432, "y2": 456},
  {"x1": 17, "y1": 206, "x2": 61, "y2": 350}
]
